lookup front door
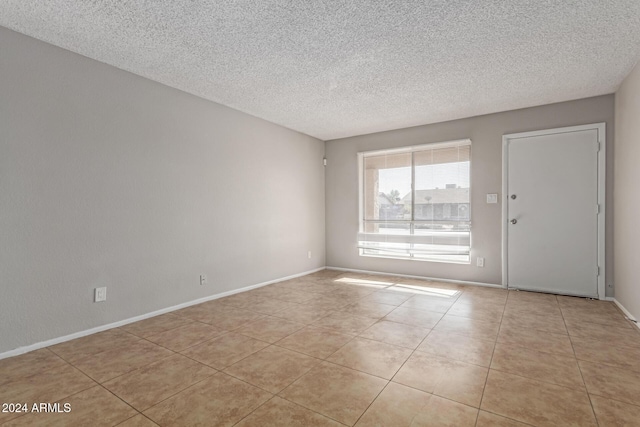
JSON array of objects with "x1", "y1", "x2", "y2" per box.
[{"x1": 503, "y1": 124, "x2": 604, "y2": 298}]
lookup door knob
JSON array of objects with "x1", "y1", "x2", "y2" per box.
[
  {"x1": 510, "y1": 219, "x2": 517, "y2": 225},
  {"x1": 511, "y1": 194, "x2": 517, "y2": 199}
]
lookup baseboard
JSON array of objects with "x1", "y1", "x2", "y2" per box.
[
  {"x1": 610, "y1": 298, "x2": 640, "y2": 331},
  {"x1": 326, "y1": 266, "x2": 503, "y2": 289},
  {"x1": 0, "y1": 266, "x2": 325, "y2": 361}
]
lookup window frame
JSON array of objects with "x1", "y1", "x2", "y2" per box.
[{"x1": 357, "y1": 139, "x2": 472, "y2": 264}]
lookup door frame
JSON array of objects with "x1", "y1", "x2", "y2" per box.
[{"x1": 501, "y1": 123, "x2": 606, "y2": 299}]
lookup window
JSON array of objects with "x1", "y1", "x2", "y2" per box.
[{"x1": 358, "y1": 139, "x2": 471, "y2": 263}]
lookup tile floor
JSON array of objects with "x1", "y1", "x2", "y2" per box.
[{"x1": 2, "y1": 269, "x2": 640, "y2": 426}]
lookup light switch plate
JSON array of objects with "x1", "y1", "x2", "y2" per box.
[
  {"x1": 94, "y1": 287, "x2": 107, "y2": 302},
  {"x1": 486, "y1": 193, "x2": 498, "y2": 204}
]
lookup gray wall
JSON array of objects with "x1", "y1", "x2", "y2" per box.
[
  {"x1": 0, "y1": 27, "x2": 326, "y2": 354},
  {"x1": 614, "y1": 61, "x2": 640, "y2": 320},
  {"x1": 326, "y1": 95, "x2": 614, "y2": 291}
]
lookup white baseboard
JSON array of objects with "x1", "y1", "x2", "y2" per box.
[
  {"x1": 326, "y1": 266, "x2": 503, "y2": 289},
  {"x1": 0, "y1": 267, "x2": 325, "y2": 361},
  {"x1": 609, "y1": 298, "x2": 640, "y2": 331}
]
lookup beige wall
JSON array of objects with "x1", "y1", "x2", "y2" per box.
[
  {"x1": 326, "y1": 96, "x2": 614, "y2": 291},
  {"x1": 0, "y1": 28, "x2": 326, "y2": 354},
  {"x1": 614, "y1": 61, "x2": 640, "y2": 320}
]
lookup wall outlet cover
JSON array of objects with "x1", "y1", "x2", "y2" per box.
[{"x1": 486, "y1": 194, "x2": 498, "y2": 204}]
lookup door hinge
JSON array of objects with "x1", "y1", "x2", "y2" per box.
[
  {"x1": 596, "y1": 141, "x2": 601, "y2": 151},
  {"x1": 597, "y1": 266, "x2": 600, "y2": 276},
  {"x1": 596, "y1": 204, "x2": 600, "y2": 214}
]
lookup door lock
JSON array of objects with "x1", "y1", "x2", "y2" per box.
[{"x1": 510, "y1": 219, "x2": 517, "y2": 225}]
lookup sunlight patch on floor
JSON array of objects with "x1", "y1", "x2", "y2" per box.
[
  {"x1": 387, "y1": 284, "x2": 460, "y2": 298},
  {"x1": 333, "y1": 277, "x2": 393, "y2": 288}
]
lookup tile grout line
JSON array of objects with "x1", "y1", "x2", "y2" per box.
[
  {"x1": 0, "y1": 349, "x2": 99, "y2": 426},
  {"x1": 584, "y1": 390, "x2": 640, "y2": 410},
  {"x1": 175, "y1": 335, "x2": 268, "y2": 372},
  {"x1": 38, "y1": 348, "x2": 104, "y2": 396},
  {"x1": 573, "y1": 355, "x2": 601, "y2": 426},
  {"x1": 266, "y1": 278, "x2": 438, "y2": 424},
  {"x1": 47, "y1": 327, "x2": 180, "y2": 386},
  {"x1": 351, "y1": 290, "x2": 460, "y2": 424},
  {"x1": 387, "y1": 286, "x2": 504, "y2": 418},
  {"x1": 263, "y1": 281, "x2": 364, "y2": 427},
  {"x1": 557, "y1": 294, "x2": 601, "y2": 426},
  {"x1": 476, "y1": 408, "x2": 538, "y2": 427},
  {"x1": 350, "y1": 378, "x2": 393, "y2": 426},
  {"x1": 343, "y1": 290, "x2": 432, "y2": 427},
  {"x1": 148, "y1": 333, "x2": 332, "y2": 422},
  {"x1": 273, "y1": 393, "x2": 350, "y2": 426},
  {"x1": 475, "y1": 290, "x2": 505, "y2": 426},
  {"x1": 223, "y1": 350, "x2": 350, "y2": 426},
  {"x1": 490, "y1": 296, "x2": 586, "y2": 391},
  {"x1": 112, "y1": 412, "x2": 157, "y2": 426},
  {"x1": 89, "y1": 384, "x2": 144, "y2": 424},
  {"x1": 91, "y1": 340, "x2": 179, "y2": 384},
  {"x1": 130, "y1": 373, "x2": 220, "y2": 422},
  {"x1": 271, "y1": 329, "x2": 358, "y2": 360}
]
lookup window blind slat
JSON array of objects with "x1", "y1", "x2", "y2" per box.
[{"x1": 357, "y1": 232, "x2": 470, "y2": 246}]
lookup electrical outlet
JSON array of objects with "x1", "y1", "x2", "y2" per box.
[
  {"x1": 308, "y1": 251, "x2": 312, "y2": 259},
  {"x1": 486, "y1": 194, "x2": 498, "y2": 204},
  {"x1": 200, "y1": 274, "x2": 207, "y2": 286},
  {"x1": 476, "y1": 257, "x2": 485, "y2": 267},
  {"x1": 94, "y1": 287, "x2": 107, "y2": 302}
]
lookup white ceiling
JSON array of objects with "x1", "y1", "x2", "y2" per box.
[{"x1": 1, "y1": 1, "x2": 639, "y2": 141}]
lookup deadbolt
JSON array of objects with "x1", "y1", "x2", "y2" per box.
[
  {"x1": 510, "y1": 219, "x2": 517, "y2": 225},
  {"x1": 511, "y1": 194, "x2": 517, "y2": 199}
]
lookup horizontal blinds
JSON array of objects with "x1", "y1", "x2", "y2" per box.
[
  {"x1": 413, "y1": 145, "x2": 470, "y2": 166},
  {"x1": 357, "y1": 231, "x2": 470, "y2": 246},
  {"x1": 364, "y1": 152, "x2": 411, "y2": 170},
  {"x1": 364, "y1": 145, "x2": 470, "y2": 169},
  {"x1": 360, "y1": 139, "x2": 471, "y2": 262}
]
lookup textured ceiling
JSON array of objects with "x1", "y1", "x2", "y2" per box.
[{"x1": 1, "y1": 1, "x2": 640, "y2": 140}]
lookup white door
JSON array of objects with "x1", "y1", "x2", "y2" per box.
[{"x1": 503, "y1": 124, "x2": 605, "y2": 298}]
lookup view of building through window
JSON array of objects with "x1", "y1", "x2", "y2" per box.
[{"x1": 359, "y1": 141, "x2": 471, "y2": 262}]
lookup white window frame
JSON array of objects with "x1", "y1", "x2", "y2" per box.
[{"x1": 357, "y1": 139, "x2": 472, "y2": 264}]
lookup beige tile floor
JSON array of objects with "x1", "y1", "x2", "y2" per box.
[{"x1": 2, "y1": 269, "x2": 640, "y2": 426}]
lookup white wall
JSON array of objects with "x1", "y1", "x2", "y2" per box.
[
  {"x1": 326, "y1": 96, "x2": 614, "y2": 289},
  {"x1": 0, "y1": 27, "x2": 326, "y2": 354},
  {"x1": 614, "y1": 61, "x2": 640, "y2": 320}
]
